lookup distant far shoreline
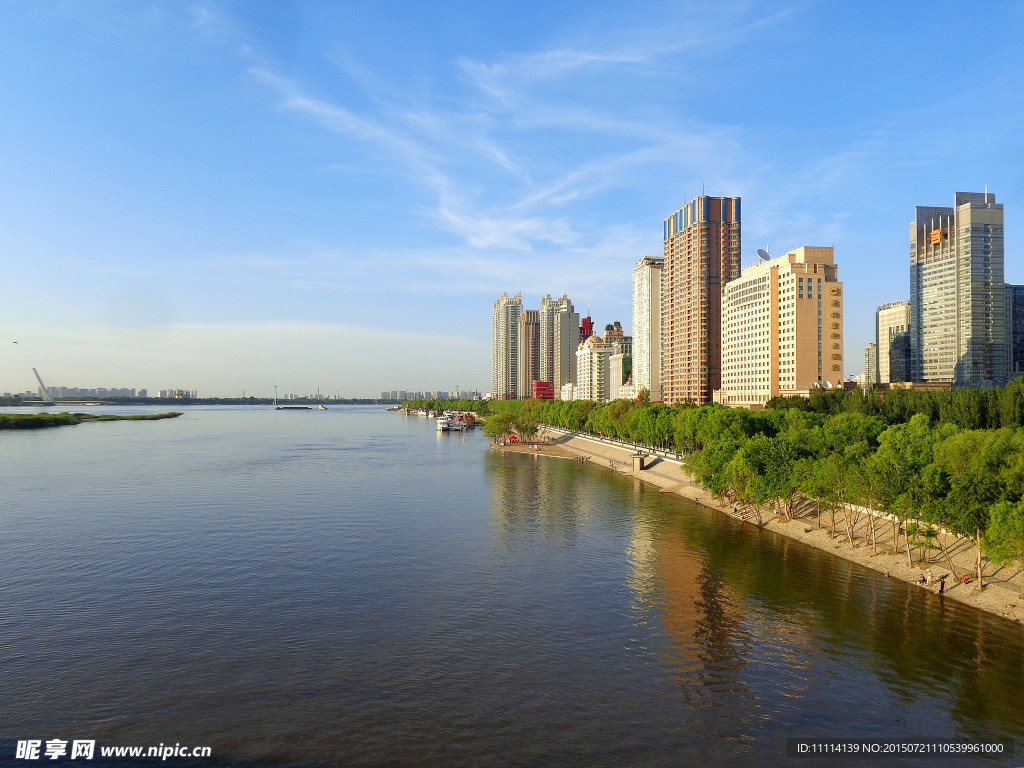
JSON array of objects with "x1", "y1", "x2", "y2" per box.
[{"x1": 0, "y1": 397, "x2": 401, "y2": 408}]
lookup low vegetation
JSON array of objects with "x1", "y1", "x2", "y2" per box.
[{"x1": 0, "y1": 412, "x2": 183, "y2": 430}]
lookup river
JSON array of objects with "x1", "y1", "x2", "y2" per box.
[{"x1": 1, "y1": 405, "x2": 1021, "y2": 767}]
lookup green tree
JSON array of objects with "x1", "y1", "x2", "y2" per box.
[
  {"x1": 513, "y1": 415, "x2": 540, "y2": 443},
  {"x1": 482, "y1": 413, "x2": 515, "y2": 443},
  {"x1": 983, "y1": 500, "x2": 1024, "y2": 598},
  {"x1": 932, "y1": 428, "x2": 1023, "y2": 587}
]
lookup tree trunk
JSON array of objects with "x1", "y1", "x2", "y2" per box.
[
  {"x1": 942, "y1": 548, "x2": 960, "y2": 582},
  {"x1": 975, "y1": 530, "x2": 984, "y2": 589},
  {"x1": 905, "y1": 523, "x2": 913, "y2": 567},
  {"x1": 868, "y1": 513, "x2": 877, "y2": 555},
  {"x1": 842, "y1": 504, "x2": 853, "y2": 545},
  {"x1": 936, "y1": 532, "x2": 960, "y2": 580}
]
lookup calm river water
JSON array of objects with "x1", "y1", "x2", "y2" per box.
[{"x1": 1, "y1": 405, "x2": 1022, "y2": 767}]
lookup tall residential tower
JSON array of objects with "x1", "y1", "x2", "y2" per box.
[
  {"x1": 516, "y1": 309, "x2": 541, "y2": 400},
  {"x1": 492, "y1": 292, "x2": 523, "y2": 400},
  {"x1": 662, "y1": 196, "x2": 741, "y2": 404},
  {"x1": 632, "y1": 256, "x2": 663, "y2": 401}
]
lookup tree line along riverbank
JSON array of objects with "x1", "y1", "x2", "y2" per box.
[
  {"x1": 407, "y1": 382, "x2": 1024, "y2": 598},
  {"x1": 0, "y1": 412, "x2": 184, "y2": 430}
]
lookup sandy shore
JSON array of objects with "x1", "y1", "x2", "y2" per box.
[{"x1": 493, "y1": 429, "x2": 1024, "y2": 624}]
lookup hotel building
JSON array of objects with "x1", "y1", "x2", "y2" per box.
[
  {"x1": 718, "y1": 247, "x2": 843, "y2": 408},
  {"x1": 662, "y1": 196, "x2": 741, "y2": 405},
  {"x1": 632, "y1": 256, "x2": 663, "y2": 401},
  {"x1": 910, "y1": 192, "x2": 1006, "y2": 385}
]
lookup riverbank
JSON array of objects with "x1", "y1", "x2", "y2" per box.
[{"x1": 495, "y1": 427, "x2": 1024, "y2": 624}]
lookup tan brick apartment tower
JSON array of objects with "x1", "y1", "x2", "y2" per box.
[{"x1": 661, "y1": 196, "x2": 741, "y2": 404}]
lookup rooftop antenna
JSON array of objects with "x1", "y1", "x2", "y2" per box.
[{"x1": 756, "y1": 246, "x2": 771, "y2": 264}]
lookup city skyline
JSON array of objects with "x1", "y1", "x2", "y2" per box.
[{"x1": 1, "y1": 3, "x2": 1022, "y2": 396}]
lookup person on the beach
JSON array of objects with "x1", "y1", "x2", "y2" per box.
[
  {"x1": 926, "y1": 569, "x2": 932, "y2": 585},
  {"x1": 939, "y1": 577, "x2": 946, "y2": 594},
  {"x1": 917, "y1": 574, "x2": 926, "y2": 585}
]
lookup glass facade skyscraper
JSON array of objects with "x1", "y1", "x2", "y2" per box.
[{"x1": 910, "y1": 192, "x2": 1006, "y2": 385}]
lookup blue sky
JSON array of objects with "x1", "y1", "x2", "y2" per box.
[{"x1": 1, "y1": 1, "x2": 1022, "y2": 397}]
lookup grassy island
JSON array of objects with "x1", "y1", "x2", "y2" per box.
[{"x1": 0, "y1": 411, "x2": 184, "y2": 430}]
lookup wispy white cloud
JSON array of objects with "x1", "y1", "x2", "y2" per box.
[{"x1": 193, "y1": 0, "x2": 813, "y2": 301}]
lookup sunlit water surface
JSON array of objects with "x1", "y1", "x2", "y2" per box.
[{"x1": 1, "y1": 406, "x2": 1022, "y2": 767}]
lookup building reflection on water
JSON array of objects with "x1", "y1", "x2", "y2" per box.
[{"x1": 483, "y1": 448, "x2": 1024, "y2": 753}]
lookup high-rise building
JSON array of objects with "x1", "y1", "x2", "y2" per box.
[
  {"x1": 864, "y1": 343, "x2": 878, "y2": 388},
  {"x1": 492, "y1": 291, "x2": 523, "y2": 400},
  {"x1": 539, "y1": 294, "x2": 557, "y2": 385},
  {"x1": 910, "y1": 192, "x2": 1006, "y2": 385},
  {"x1": 517, "y1": 309, "x2": 541, "y2": 399},
  {"x1": 539, "y1": 293, "x2": 578, "y2": 396},
  {"x1": 632, "y1": 256, "x2": 664, "y2": 401},
  {"x1": 575, "y1": 335, "x2": 613, "y2": 402},
  {"x1": 662, "y1": 196, "x2": 741, "y2": 404},
  {"x1": 1007, "y1": 284, "x2": 1024, "y2": 379},
  {"x1": 718, "y1": 247, "x2": 843, "y2": 407},
  {"x1": 609, "y1": 340, "x2": 633, "y2": 401},
  {"x1": 876, "y1": 301, "x2": 911, "y2": 384},
  {"x1": 554, "y1": 300, "x2": 580, "y2": 397}
]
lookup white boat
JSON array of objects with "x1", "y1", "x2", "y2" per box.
[{"x1": 436, "y1": 415, "x2": 451, "y2": 431}]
